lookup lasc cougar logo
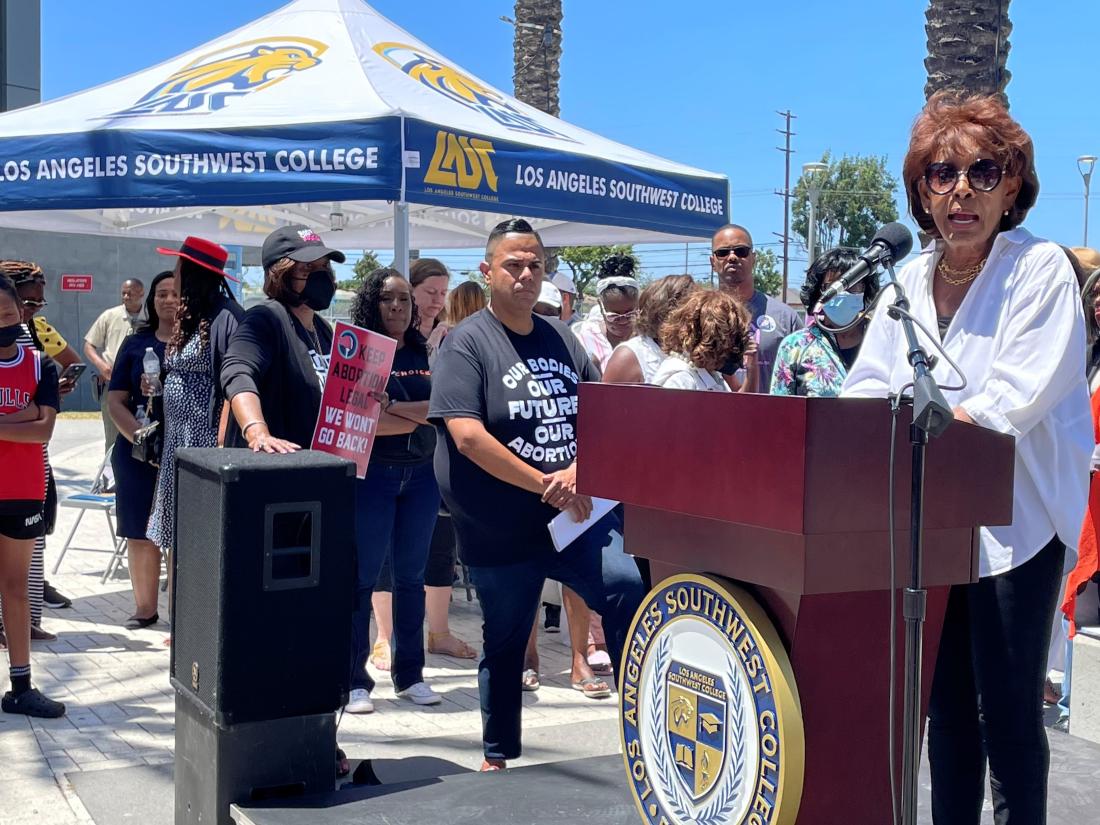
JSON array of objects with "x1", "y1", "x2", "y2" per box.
[
  {"x1": 621, "y1": 575, "x2": 805, "y2": 825},
  {"x1": 109, "y1": 37, "x2": 327, "y2": 117},
  {"x1": 373, "y1": 41, "x2": 570, "y2": 140}
]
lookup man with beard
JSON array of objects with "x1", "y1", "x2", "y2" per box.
[{"x1": 710, "y1": 224, "x2": 802, "y2": 390}]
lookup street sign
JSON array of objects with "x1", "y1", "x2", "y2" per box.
[{"x1": 60, "y1": 274, "x2": 93, "y2": 292}]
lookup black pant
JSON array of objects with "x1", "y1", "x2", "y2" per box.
[
  {"x1": 467, "y1": 515, "x2": 644, "y2": 760},
  {"x1": 928, "y1": 535, "x2": 1064, "y2": 825}
]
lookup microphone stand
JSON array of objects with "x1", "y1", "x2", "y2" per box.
[{"x1": 882, "y1": 261, "x2": 953, "y2": 825}]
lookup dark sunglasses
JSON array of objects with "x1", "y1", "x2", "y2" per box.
[
  {"x1": 713, "y1": 245, "x2": 753, "y2": 259},
  {"x1": 21, "y1": 298, "x2": 47, "y2": 309},
  {"x1": 923, "y1": 159, "x2": 1003, "y2": 195}
]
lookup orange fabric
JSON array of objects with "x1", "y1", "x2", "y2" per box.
[{"x1": 1064, "y1": 387, "x2": 1100, "y2": 636}]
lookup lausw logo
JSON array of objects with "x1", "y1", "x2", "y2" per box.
[
  {"x1": 109, "y1": 37, "x2": 327, "y2": 118},
  {"x1": 424, "y1": 130, "x2": 498, "y2": 193},
  {"x1": 373, "y1": 41, "x2": 570, "y2": 140}
]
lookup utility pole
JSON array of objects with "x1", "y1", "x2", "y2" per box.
[{"x1": 774, "y1": 110, "x2": 795, "y2": 300}]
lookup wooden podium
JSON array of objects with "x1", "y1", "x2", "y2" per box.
[{"x1": 577, "y1": 384, "x2": 1014, "y2": 824}]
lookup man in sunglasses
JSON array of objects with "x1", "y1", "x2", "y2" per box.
[
  {"x1": 711, "y1": 224, "x2": 802, "y2": 390},
  {"x1": 83, "y1": 278, "x2": 146, "y2": 452}
]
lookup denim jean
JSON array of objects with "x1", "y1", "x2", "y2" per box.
[
  {"x1": 1058, "y1": 614, "x2": 1072, "y2": 720},
  {"x1": 349, "y1": 460, "x2": 440, "y2": 693},
  {"x1": 1059, "y1": 583, "x2": 1100, "y2": 720},
  {"x1": 467, "y1": 514, "x2": 645, "y2": 761},
  {"x1": 927, "y1": 536, "x2": 1064, "y2": 825}
]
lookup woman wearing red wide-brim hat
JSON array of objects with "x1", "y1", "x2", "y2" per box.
[{"x1": 146, "y1": 237, "x2": 244, "y2": 559}]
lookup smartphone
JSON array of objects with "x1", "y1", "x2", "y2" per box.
[{"x1": 60, "y1": 363, "x2": 88, "y2": 384}]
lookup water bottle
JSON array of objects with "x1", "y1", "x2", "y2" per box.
[{"x1": 142, "y1": 347, "x2": 161, "y2": 397}]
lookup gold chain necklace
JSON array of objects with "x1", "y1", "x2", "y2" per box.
[{"x1": 936, "y1": 257, "x2": 986, "y2": 286}]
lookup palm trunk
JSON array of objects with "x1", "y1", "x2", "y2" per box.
[
  {"x1": 512, "y1": 0, "x2": 563, "y2": 117},
  {"x1": 924, "y1": 0, "x2": 1012, "y2": 104}
]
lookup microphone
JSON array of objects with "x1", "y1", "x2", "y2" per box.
[{"x1": 815, "y1": 222, "x2": 914, "y2": 309}]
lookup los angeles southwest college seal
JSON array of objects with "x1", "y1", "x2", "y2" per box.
[{"x1": 620, "y1": 574, "x2": 805, "y2": 825}]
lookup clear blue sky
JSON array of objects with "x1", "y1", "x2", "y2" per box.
[{"x1": 39, "y1": 0, "x2": 1100, "y2": 289}]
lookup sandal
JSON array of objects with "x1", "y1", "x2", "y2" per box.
[
  {"x1": 521, "y1": 669, "x2": 540, "y2": 692},
  {"x1": 572, "y1": 676, "x2": 611, "y2": 700},
  {"x1": 480, "y1": 760, "x2": 505, "y2": 772},
  {"x1": 427, "y1": 631, "x2": 477, "y2": 659},
  {"x1": 370, "y1": 640, "x2": 392, "y2": 672},
  {"x1": 587, "y1": 646, "x2": 614, "y2": 676},
  {"x1": 1044, "y1": 677, "x2": 1062, "y2": 705}
]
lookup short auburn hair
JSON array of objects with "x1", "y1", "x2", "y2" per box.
[
  {"x1": 636, "y1": 274, "x2": 698, "y2": 340},
  {"x1": 659, "y1": 289, "x2": 751, "y2": 373},
  {"x1": 902, "y1": 92, "x2": 1038, "y2": 238}
]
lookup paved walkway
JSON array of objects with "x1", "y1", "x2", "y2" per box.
[{"x1": 0, "y1": 419, "x2": 617, "y2": 825}]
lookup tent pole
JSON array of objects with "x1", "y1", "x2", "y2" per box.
[{"x1": 393, "y1": 201, "x2": 410, "y2": 274}]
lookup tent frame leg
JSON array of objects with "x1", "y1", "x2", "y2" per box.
[{"x1": 393, "y1": 201, "x2": 410, "y2": 275}]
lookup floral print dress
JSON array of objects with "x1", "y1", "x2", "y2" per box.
[
  {"x1": 769, "y1": 322, "x2": 849, "y2": 398},
  {"x1": 146, "y1": 333, "x2": 218, "y2": 550}
]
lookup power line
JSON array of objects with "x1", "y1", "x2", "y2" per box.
[{"x1": 774, "y1": 109, "x2": 795, "y2": 296}]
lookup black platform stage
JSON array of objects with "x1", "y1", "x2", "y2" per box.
[
  {"x1": 68, "y1": 711, "x2": 1100, "y2": 825},
  {"x1": 231, "y1": 755, "x2": 635, "y2": 825}
]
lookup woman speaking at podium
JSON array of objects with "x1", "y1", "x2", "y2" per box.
[{"x1": 842, "y1": 93, "x2": 1091, "y2": 823}]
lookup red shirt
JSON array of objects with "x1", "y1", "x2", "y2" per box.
[{"x1": 0, "y1": 345, "x2": 47, "y2": 503}]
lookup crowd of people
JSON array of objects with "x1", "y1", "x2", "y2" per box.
[{"x1": 1, "y1": 90, "x2": 1098, "y2": 821}]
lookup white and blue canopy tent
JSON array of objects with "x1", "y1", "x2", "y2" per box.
[{"x1": 0, "y1": 0, "x2": 727, "y2": 272}]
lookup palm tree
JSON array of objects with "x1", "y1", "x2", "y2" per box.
[
  {"x1": 924, "y1": 0, "x2": 1012, "y2": 104},
  {"x1": 511, "y1": 0, "x2": 563, "y2": 116}
]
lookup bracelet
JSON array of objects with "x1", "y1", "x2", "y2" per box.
[{"x1": 242, "y1": 420, "x2": 266, "y2": 438}]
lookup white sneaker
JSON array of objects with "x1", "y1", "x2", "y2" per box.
[
  {"x1": 396, "y1": 681, "x2": 442, "y2": 706},
  {"x1": 346, "y1": 688, "x2": 374, "y2": 714}
]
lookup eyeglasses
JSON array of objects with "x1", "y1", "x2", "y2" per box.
[
  {"x1": 21, "y1": 298, "x2": 47, "y2": 309},
  {"x1": 599, "y1": 304, "x2": 639, "y2": 324},
  {"x1": 712, "y1": 245, "x2": 753, "y2": 259},
  {"x1": 923, "y1": 159, "x2": 1003, "y2": 195}
]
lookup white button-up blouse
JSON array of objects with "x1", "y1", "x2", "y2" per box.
[{"x1": 842, "y1": 227, "x2": 1092, "y2": 577}]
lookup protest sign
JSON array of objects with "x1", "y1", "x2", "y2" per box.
[{"x1": 311, "y1": 321, "x2": 397, "y2": 478}]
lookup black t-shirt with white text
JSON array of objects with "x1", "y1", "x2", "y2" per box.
[
  {"x1": 372, "y1": 343, "x2": 436, "y2": 466},
  {"x1": 428, "y1": 309, "x2": 599, "y2": 566}
]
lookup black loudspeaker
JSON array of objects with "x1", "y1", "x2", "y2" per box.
[
  {"x1": 170, "y1": 448, "x2": 356, "y2": 727},
  {"x1": 174, "y1": 689, "x2": 335, "y2": 825}
]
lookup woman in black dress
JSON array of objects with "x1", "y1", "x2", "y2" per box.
[{"x1": 107, "y1": 271, "x2": 177, "y2": 629}]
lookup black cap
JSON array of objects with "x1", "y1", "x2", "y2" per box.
[{"x1": 261, "y1": 225, "x2": 346, "y2": 270}]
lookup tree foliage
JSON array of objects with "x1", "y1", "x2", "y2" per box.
[
  {"x1": 337, "y1": 250, "x2": 384, "y2": 291},
  {"x1": 558, "y1": 245, "x2": 638, "y2": 297},
  {"x1": 792, "y1": 153, "x2": 899, "y2": 259},
  {"x1": 753, "y1": 248, "x2": 783, "y2": 298}
]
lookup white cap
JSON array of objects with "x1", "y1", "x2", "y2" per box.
[
  {"x1": 550, "y1": 270, "x2": 576, "y2": 295},
  {"x1": 537, "y1": 281, "x2": 563, "y2": 309}
]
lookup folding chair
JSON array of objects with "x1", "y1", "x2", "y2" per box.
[{"x1": 51, "y1": 447, "x2": 127, "y2": 583}]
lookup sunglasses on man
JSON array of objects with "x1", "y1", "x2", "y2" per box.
[
  {"x1": 923, "y1": 159, "x2": 1003, "y2": 196},
  {"x1": 22, "y1": 298, "x2": 47, "y2": 310},
  {"x1": 712, "y1": 245, "x2": 753, "y2": 259}
]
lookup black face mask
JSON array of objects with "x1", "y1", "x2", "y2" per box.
[
  {"x1": 0, "y1": 323, "x2": 22, "y2": 347},
  {"x1": 295, "y1": 269, "x2": 336, "y2": 311},
  {"x1": 718, "y1": 352, "x2": 743, "y2": 376}
]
